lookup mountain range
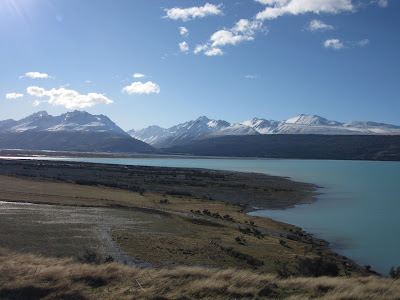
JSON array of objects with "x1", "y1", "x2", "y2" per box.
[
  {"x1": 0, "y1": 111, "x2": 152, "y2": 152},
  {"x1": 129, "y1": 114, "x2": 400, "y2": 148},
  {"x1": 0, "y1": 110, "x2": 128, "y2": 136},
  {"x1": 1, "y1": 111, "x2": 399, "y2": 160}
]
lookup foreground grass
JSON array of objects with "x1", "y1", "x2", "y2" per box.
[{"x1": 0, "y1": 249, "x2": 398, "y2": 300}]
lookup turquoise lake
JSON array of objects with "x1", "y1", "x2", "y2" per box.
[{"x1": 8, "y1": 156, "x2": 400, "y2": 275}]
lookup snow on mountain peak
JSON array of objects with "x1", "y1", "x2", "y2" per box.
[
  {"x1": 0, "y1": 110, "x2": 127, "y2": 136},
  {"x1": 285, "y1": 114, "x2": 323, "y2": 125},
  {"x1": 196, "y1": 116, "x2": 210, "y2": 122},
  {"x1": 128, "y1": 114, "x2": 400, "y2": 148}
]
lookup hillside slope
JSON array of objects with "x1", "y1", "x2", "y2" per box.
[{"x1": 163, "y1": 134, "x2": 400, "y2": 161}]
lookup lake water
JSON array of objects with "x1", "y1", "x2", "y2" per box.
[{"x1": 4, "y1": 156, "x2": 400, "y2": 274}]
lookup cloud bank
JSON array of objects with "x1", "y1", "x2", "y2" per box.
[{"x1": 27, "y1": 86, "x2": 113, "y2": 109}]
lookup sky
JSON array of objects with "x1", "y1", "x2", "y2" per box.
[{"x1": 1, "y1": 0, "x2": 399, "y2": 130}]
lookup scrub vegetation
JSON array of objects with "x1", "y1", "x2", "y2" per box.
[{"x1": 1, "y1": 248, "x2": 399, "y2": 300}]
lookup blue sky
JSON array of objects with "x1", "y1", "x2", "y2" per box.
[{"x1": 1, "y1": 0, "x2": 399, "y2": 130}]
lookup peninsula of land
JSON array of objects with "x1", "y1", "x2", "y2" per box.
[{"x1": 0, "y1": 158, "x2": 391, "y2": 299}]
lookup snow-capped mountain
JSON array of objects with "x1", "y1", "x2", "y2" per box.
[
  {"x1": 0, "y1": 110, "x2": 128, "y2": 136},
  {"x1": 284, "y1": 115, "x2": 342, "y2": 126},
  {"x1": 213, "y1": 123, "x2": 260, "y2": 136},
  {"x1": 130, "y1": 116, "x2": 231, "y2": 148},
  {"x1": 241, "y1": 118, "x2": 281, "y2": 134},
  {"x1": 127, "y1": 125, "x2": 171, "y2": 145},
  {"x1": 0, "y1": 111, "x2": 153, "y2": 153},
  {"x1": 129, "y1": 114, "x2": 400, "y2": 148}
]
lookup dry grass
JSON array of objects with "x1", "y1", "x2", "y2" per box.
[
  {"x1": 0, "y1": 248, "x2": 398, "y2": 300},
  {"x1": 0, "y1": 174, "x2": 366, "y2": 275}
]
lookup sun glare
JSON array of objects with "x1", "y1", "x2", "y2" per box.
[{"x1": 0, "y1": 0, "x2": 38, "y2": 18}]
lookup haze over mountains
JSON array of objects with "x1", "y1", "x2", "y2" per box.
[{"x1": 129, "y1": 114, "x2": 400, "y2": 148}]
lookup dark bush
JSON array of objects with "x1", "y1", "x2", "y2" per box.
[
  {"x1": 165, "y1": 190, "x2": 192, "y2": 197},
  {"x1": 223, "y1": 214, "x2": 234, "y2": 221},
  {"x1": 275, "y1": 261, "x2": 291, "y2": 278},
  {"x1": 218, "y1": 245, "x2": 263, "y2": 267},
  {"x1": 389, "y1": 266, "x2": 400, "y2": 279},
  {"x1": 297, "y1": 257, "x2": 339, "y2": 277},
  {"x1": 75, "y1": 179, "x2": 98, "y2": 186},
  {"x1": 78, "y1": 249, "x2": 114, "y2": 265}
]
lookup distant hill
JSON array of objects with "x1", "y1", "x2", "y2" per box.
[
  {"x1": 129, "y1": 114, "x2": 400, "y2": 149},
  {"x1": 161, "y1": 134, "x2": 400, "y2": 161},
  {"x1": 0, "y1": 111, "x2": 153, "y2": 153}
]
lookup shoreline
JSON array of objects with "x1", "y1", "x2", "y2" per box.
[
  {"x1": 0, "y1": 158, "x2": 320, "y2": 211},
  {"x1": 0, "y1": 158, "x2": 374, "y2": 276}
]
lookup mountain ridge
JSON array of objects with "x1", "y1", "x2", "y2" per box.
[
  {"x1": 0, "y1": 110, "x2": 128, "y2": 136},
  {"x1": 129, "y1": 114, "x2": 400, "y2": 148},
  {"x1": 0, "y1": 111, "x2": 152, "y2": 153}
]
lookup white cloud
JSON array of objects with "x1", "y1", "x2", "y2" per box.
[
  {"x1": 179, "y1": 41, "x2": 189, "y2": 52},
  {"x1": 19, "y1": 72, "x2": 51, "y2": 79},
  {"x1": 133, "y1": 73, "x2": 145, "y2": 78},
  {"x1": 26, "y1": 86, "x2": 113, "y2": 109},
  {"x1": 85, "y1": 80, "x2": 92, "y2": 84},
  {"x1": 357, "y1": 39, "x2": 370, "y2": 47},
  {"x1": 323, "y1": 38, "x2": 369, "y2": 50},
  {"x1": 194, "y1": 44, "x2": 209, "y2": 54},
  {"x1": 32, "y1": 100, "x2": 44, "y2": 106},
  {"x1": 255, "y1": 0, "x2": 288, "y2": 4},
  {"x1": 179, "y1": 26, "x2": 189, "y2": 36},
  {"x1": 205, "y1": 48, "x2": 223, "y2": 56},
  {"x1": 324, "y1": 39, "x2": 344, "y2": 50},
  {"x1": 307, "y1": 19, "x2": 334, "y2": 31},
  {"x1": 164, "y1": 3, "x2": 223, "y2": 21},
  {"x1": 6, "y1": 93, "x2": 24, "y2": 99},
  {"x1": 233, "y1": 19, "x2": 264, "y2": 35},
  {"x1": 196, "y1": 19, "x2": 265, "y2": 56},
  {"x1": 210, "y1": 30, "x2": 254, "y2": 47},
  {"x1": 245, "y1": 74, "x2": 257, "y2": 79},
  {"x1": 122, "y1": 81, "x2": 160, "y2": 95},
  {"x1": 256, "y1": 0, "x2": 354, "y2": 21},
  {"x1": 378, "y1": 0, "x2": 388, "y2": 7}
]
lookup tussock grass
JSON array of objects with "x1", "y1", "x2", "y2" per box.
[{"x1": 0, "y1": 249, "x2": 399, "y2": 300}]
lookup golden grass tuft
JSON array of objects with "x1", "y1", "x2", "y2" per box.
[{"x1": 1, "y1": 248, "x2": 399, "y2": 299}]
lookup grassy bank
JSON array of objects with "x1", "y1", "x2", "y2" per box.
[
  {"x1": 0, "y1": 248, "x2": 398, "y2": 300},
  {"x1": 0, "y1": 172, "x2": 365, "y2": 275}
]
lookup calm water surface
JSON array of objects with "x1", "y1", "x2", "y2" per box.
[{"x1": 6, "y1": 156, "x2": 400, "y2": 274}]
